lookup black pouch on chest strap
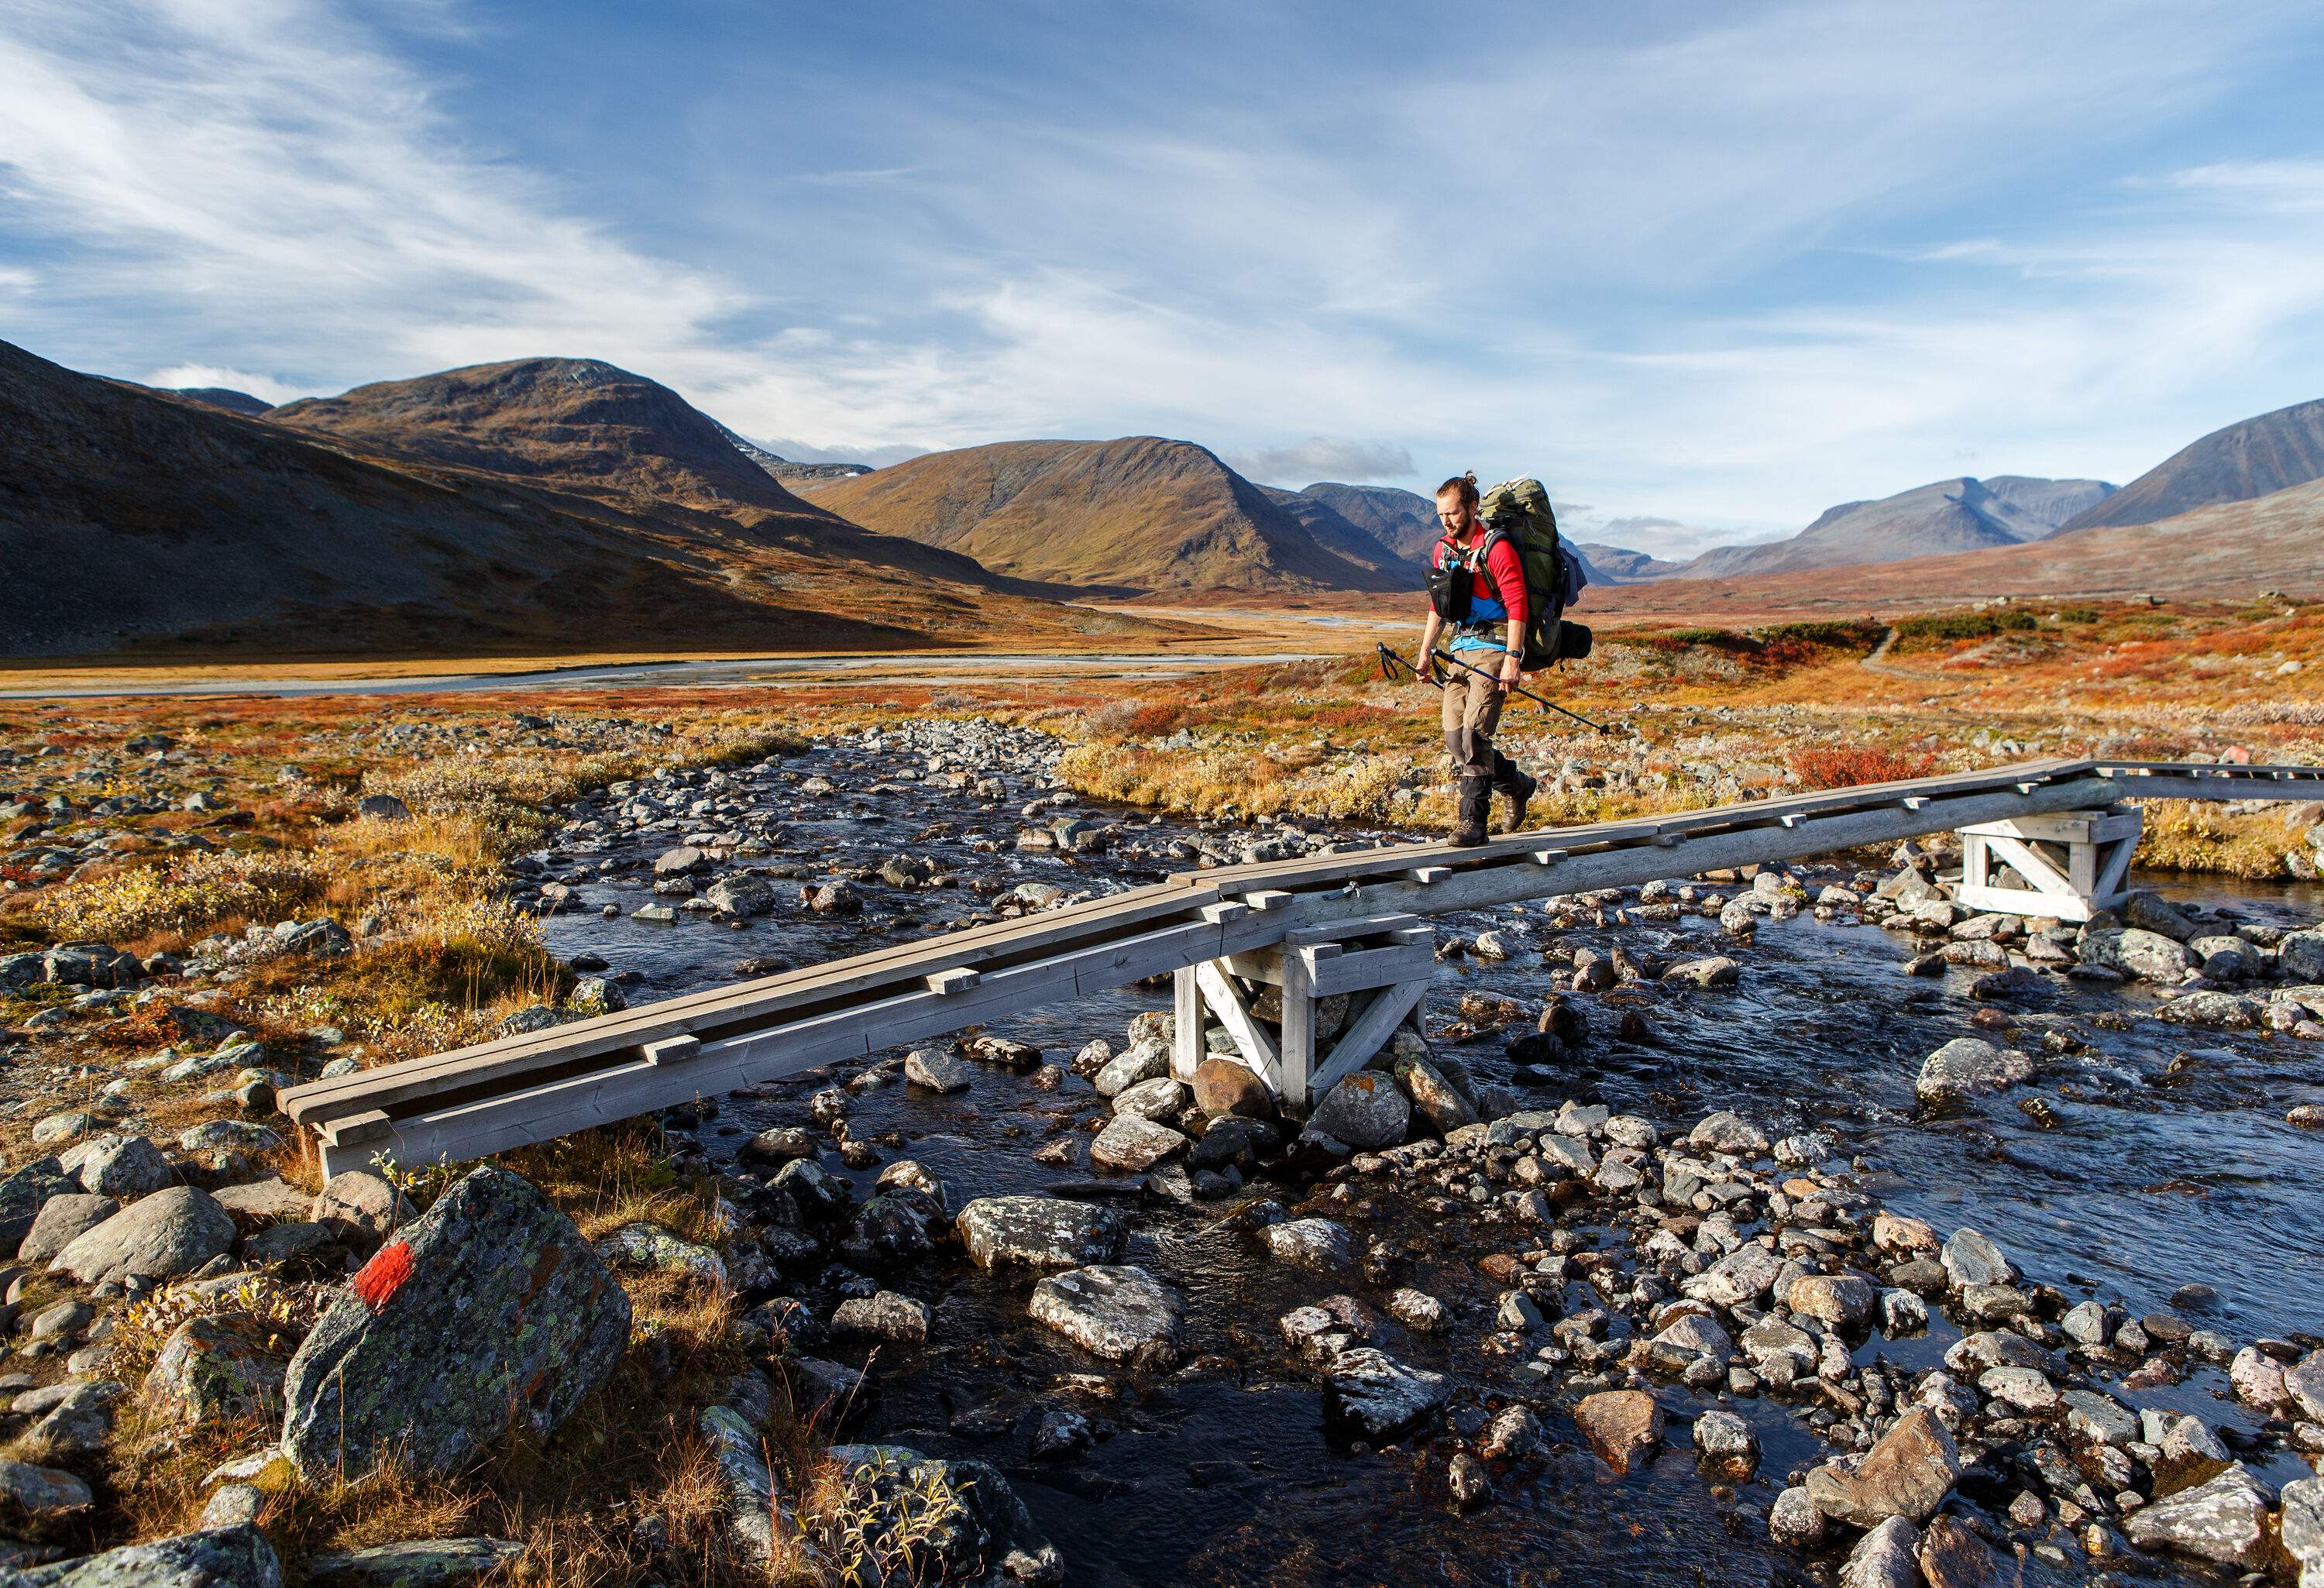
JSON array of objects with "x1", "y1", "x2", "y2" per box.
[{"x1": 1427, "y1": 555, "x2": 1471, "y2": 624}]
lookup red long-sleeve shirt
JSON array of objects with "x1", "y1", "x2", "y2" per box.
[{"x1": 1431, "y1": 532, "x2": 1528, "y2": 633}]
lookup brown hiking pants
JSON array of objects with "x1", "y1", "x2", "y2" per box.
[{"x1": 1440, "y1": 665, "x2": 1505, "y2": 780}]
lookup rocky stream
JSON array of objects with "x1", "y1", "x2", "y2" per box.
[{"x1": 2, "y1": 715, "x2": 2322, "y2": 1586}]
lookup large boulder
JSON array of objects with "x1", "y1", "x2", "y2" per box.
[
  {"x1": 2, "y1": 1524, "x2": 281, "y2": 1586},
  {"x1": 1308, "y1": 1073, "x2": 1409, "y2": 1150},
  {"x1": 141, "y1": 1315, "x2": 289, "y2": 1433},
  {"x1": 956, "y1": 1198, "x2": 1126, "y2": 1273},
  {"x1": 280, "y1": 1166, "x2": 631, "y2": 1480},
  {"x1": 1028, "y1": 1265, "x2": 1181, "y2": 1366},
  {"x1": 0, "y1": 1159, "x2": 75, "y2": 1256},
  {"x1": 1807, "y1": 1408, "x2": 1961, "y2": 1525},
  {"x1": 1392, "y1": 1057, "x2": 1477, "y2": 1135},
  {"x1": 1322, "y1": 1349, "x2": 1451, "y2": 1441},
  {"x1": 1913, "y1": 1038, "x2": 2033, "y2": 1105},
  {"x1": 2079, "y1": 927, "x2": 2192, "y2": 982},
  {"x1": 17, "y1": 1194, "x2": 119, "y2": 1267},
  {"x1": 1573, "y1": 1390, "x2": 1664, "y2": 1473},
  {"x1": 2122, "y1": 1464, "x2": 2274, "y2": 1569},
  {"x1": 50, "y1": 1186, "x2": 235, "y2": 1285}
]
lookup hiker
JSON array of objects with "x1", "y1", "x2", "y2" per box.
[{"x1": 1415, "y1": 472, "x2": 1538, "y2": 844}]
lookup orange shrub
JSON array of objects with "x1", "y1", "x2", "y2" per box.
[{"x1": 1789, "y1": 745, "x2": 1939, "y2": 789}]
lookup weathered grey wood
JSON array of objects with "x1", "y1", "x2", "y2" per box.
[
  {"x1": 284, "y1": 879, "x2": 1224, "y2": 1122},
  {"x1": 1171, "y1": 967, "x2": 1202, "y2": 1082},
  {"x1": 1279, "y1": 950, "x2": 1315, "y2": 1109},
  {"x1": 1304, "y1": 937, "x2": 1435, "y2": 999},
  {"x1": 1308, "y1": 978, "x2": 1429, "y2": 1099},
  {"x1": 643, "y1": 1035, "x2": 701, "y2": 1066},
  {"x1": 1195, "y1": 962, "x2": 1282, "y2": 1094}
]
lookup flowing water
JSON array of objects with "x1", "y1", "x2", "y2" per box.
[{"x1": 536, "y1": 737, "x2": 2324, "y2": 1588}]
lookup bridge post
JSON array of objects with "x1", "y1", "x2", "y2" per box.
[{"x1": 1954, "y1": 806, "x2": 2142, "y2": 922}]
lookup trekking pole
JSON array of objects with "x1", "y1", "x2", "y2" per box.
[{"x1": 1374, "y1": 643, "x2": 1613, "y2": 734}]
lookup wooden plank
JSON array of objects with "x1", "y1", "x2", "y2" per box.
[
  {"x1": 643, "y1": 1035, "x2": 700, "y2": 1066},
  {"x1": 1308, "y1": 978, "x2": 1429, "y2": 1099},
  {"x1": 1305, "y1": 940, "x2": 1436, "y2": 999},
  {"x1": 1280, "y1": 950, "x2": 1315, "y2": 1110},
  {"x1": 1171, "y1": 968, "x2": 1201, "y2": 1083},
  {"x1": 926, "y1": 968, "x2": 981, "y2": 995},
  {"x1": 1195, "y1": 961, "x2": 1282, "y2": 1094},
  {"x1": 1284, "y1": 913, "x2": 1421, "y2": 947},
  {"x1": 284, "y1": 880, "x2": 1226, "y2": 1125}
]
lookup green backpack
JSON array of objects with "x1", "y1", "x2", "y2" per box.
[{"x1": 1477, "y1": 477, "x2": 1591, "y2": 669}]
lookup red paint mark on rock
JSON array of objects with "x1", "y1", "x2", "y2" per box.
[{"x1": 353, "y1": 1240, "x2": 414, "y2": 1311}]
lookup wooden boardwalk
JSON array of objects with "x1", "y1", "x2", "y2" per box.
[{"x1": 281, "y1": 758, "x2": 2324, "y2": 1175}]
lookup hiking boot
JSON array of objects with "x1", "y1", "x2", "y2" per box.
[
  {"x1": 1449, "y1": 776, "x2": 1492, "y2": 846},
  {"x1": 1502, "y1": 768, "x2": 1538, "y2": 833}
]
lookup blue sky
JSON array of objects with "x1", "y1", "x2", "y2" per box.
[{"x1": 3, "y1": 1, "x2": 2322, "y2": 555}]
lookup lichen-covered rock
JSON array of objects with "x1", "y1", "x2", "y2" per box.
[
  {"x1": 67, "y1": 1133, "x2": 176, "y2": 1199},
  {"x1": 2122, "y1": 1464, "x2": 2274, "y2": 1568},
  {"x1": 1913, "y1": 1038, "x2": 2033, "y2": 1105},
  {"x1": 1322, "y1": 1349, "x2": 1450, "y2": 1442},
  {"x1": 310, "y1": 1171, "x2": 411, "y2": 1248},
  {"x1": 956, "y1": 1198, "x2": 1126, "y2": 1273},
  {"x1": 1028, "y1": 1265, "x2": 1180, "y2": 1366},
  {"x1": 1308, "y1": 1073, "x2": 1409, "y2": 1150},
  {"x1": 0, "y1": 1158, "x2": 76, "y2": 1256},
  {"x1": 1840, "y1": 1516, "x2": 1920, "y2": 1588},
  {"x1": 0, "y1": 1458, "x2": 93, "y2": 1522},
  {"x1": 3, "y1": 1524, "x2": 281, "y2": 1586},
  {"x1": 1392, "y1": 1057, "x2": 1477, "y2": 1135},
  {"x1": 1573, "y1": 1390, "x2": 1664, "y2": 1473},
  {"x1": 280, "y1": 1166, "x2": 630, "y2": 1480},
  {"x1": 50, "y1": 1186, "x2": 235, "y2": 1285},
  {"x1": 17, "y1": 1194, "x2": 119, "y2": 1266},
  {"x1": 141, "y1": 1315, "x2": 289, "y2": 1433},
  {"x1": 1807, "y1": 1407, "x2": 1960, "y2": 1525},
  {"x1": 595, "y1": 1222, "x2": 727, "y2": 1287},
  {"x1": 304, "y1": 1537, "x2": 526, "y2": 1586},
  {"x1": 2080, "y1": 927, "x2": 2192, "y2": 982},
  {"x1": 1088, "y1": 1114, "x2": 1186, "y2": 1172},
  {"x1": 823, "y1": 1445, "x2": 1063, "y2": 1586}
]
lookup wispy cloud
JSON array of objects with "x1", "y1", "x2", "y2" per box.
[
  {"x1": 2, "y1": 1, "x2": 2319, "y2": 559},
  {"x1": 1219, "y1": 438, "x2": 1415, "y2": 486},
  {"x1": 142, "y1": 363, "x2": 302, "y2": 404}
]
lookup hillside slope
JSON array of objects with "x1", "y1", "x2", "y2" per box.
[
  {"x1": 1257, "y1": 486, "x2": 1411, "y2": 573},
  {"x1": 1677, "y1": 475, "x2": 2114, "y2": 579},
  {"x1": 1297, "y1": 482, "x2": 1440, "y2": 564},
  {"x1": 2060, "y1": 397, "x2": 2324, "y2": 531},
  {"x1": 798, "y1": 438, "x2": 1407, "y2": 595},
  {"x1": 0, "y1": 341, "x2": 1169, "y2": 659}
]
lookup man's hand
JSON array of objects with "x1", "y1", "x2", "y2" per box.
[
  {"x1": 1415, "y1": 649, "x2": 1439, "y2": 688},
  {"x1": 1498, "y1": 651, "x2": 1522, "y2": 693}
]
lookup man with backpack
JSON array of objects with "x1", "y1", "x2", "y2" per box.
[{"x1": 1415, "y1": 472, "x2": 1541, "y2": 845}]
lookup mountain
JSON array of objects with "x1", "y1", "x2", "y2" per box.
[
  {"x1": 713, "y1": 421, "x2": 875, "y2": 483},
  {"x1": 269, "y1": 358, "x2": 838, "y2": 521},
  {"x1": 1583, "y1": 473, "x2": 2324, "y2": 619},
  {"x1": 170, "y1": 387, "x2": 272, "y2": 417},
  {"x1": 795, "y1": 437, "x2": 1408, "y2": 596},
  {"x1": 1576, "y1": 543, "x2": 1686, "y2": 582},
  {"x1": 0, "y1": 340, "x2": 1175, "y2": 658},
  {"x1": 1298, "y1": 482, "x2": 1440, "y2": 563},
  {"x1": 2058, "y1": 397, "x2": 2324, "y2": 532},
  {"x1": 1673, "y1": 475, "x2": 2116, "y2": 580},
  {"x1": 1257, "y1": 486, "x2": 1412, "y2": 574}
]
